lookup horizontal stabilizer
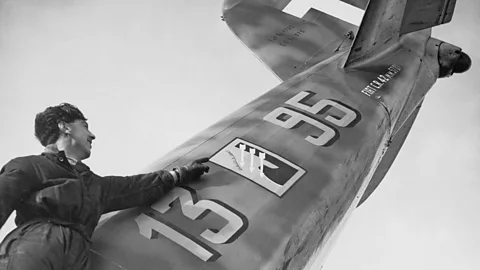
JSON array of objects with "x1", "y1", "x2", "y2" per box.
[
  {"x1": 223, "y1": 2, "x2": 357, "y2": 81},
  {"x1": 223, "y1": 0, "x2": 292, "y2": 12},
  {"x1": 399, "y1": 0, "x2": 457, "y2": 35},
  {"x1": 302, "y1": 8, "x2": 357, "y2": 31},
  {"x1": 339, "y1": 0, "x2": 368, "y2": 10}
]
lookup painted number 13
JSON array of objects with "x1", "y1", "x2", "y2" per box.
[{"x1": 135, "y1": 187, "x2": 247, "y2": 262}]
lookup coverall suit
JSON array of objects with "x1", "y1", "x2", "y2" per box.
[{"x1": 0, "y1": 146, "x2": 177, "y2": 270}]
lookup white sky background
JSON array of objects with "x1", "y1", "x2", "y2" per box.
[{"x1": 0, "y1": 0, "x2": 479, "y2": 269}]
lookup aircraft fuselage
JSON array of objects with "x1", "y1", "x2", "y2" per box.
[{"x1": 91, "y1": 29, "x2": 438, "y2": 270}]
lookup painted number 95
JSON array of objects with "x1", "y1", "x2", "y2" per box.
[{"x1": 263, "y1": 91, "x2": 359, "y2": 146}]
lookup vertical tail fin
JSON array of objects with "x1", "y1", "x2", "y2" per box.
[
  {"x1": 343, "y1": 0, "x2": 459, "y2": 68},
  {"x1": 344, "y1": 0, "x2": 405, "y2": 68}
]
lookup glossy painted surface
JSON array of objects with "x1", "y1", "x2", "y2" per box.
[
  {"x1": 91, "y1": 55, "x2": 390, "y2": 270},
  {"x1": 345, "y1": 0, "x2": 458, "y2": 67},
  {"x1": 224, "y1": 1, "x2": 357, "y2": 81},
  {"x1": 339, "y1": 0, "x2": 368, "y2": 10},
  {"x1": 90, "y1": 42, "x2": 434, "y2": 268},
  {"x1": 358, "y1": 101, "x2": 423, "y2": 206},
  {"x1": 88, "y1": 0, "x2": 468, "y2": 269}
]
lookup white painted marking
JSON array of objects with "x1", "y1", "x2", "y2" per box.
[
  {"x1": 285, "y1": 91, "x2": 357, "y2": 127},
  {"x1": 239, "y1": 144, "x2": 246, "y2": 166},
  {"x1": 264, "y1": 107, "x2": 336, "y2": 146},
  {"x1": 210, "y1": 138, "x2": 305, "y2": 196},
  {"x1": 150, "y1": 187, "x2": 244, "y2": 245},
  {"x1": 135, "y1": 214, "x2": 215, "y2": 262},
  {"x1": 249, "y1": 148, "x2": 255, "y2": 172},
  {"x1": 283, "y1": 0, "x2": 363, "y2": 26},
  {"x1": 259, "y1": 152, "x2": 266, "y2": 178}
]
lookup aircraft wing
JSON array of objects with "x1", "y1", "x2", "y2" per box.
[
  {"x1": 223, "y1": 1, "x2": 357, "y2": 81},
  {"x1": 358, "y1": 101, "x2": 423, "y2": 206},
  {"x1": 88, "y1": 0, "x2": 469, "y2": 268},
  {"x1": 90, "y1": 62, "x2": 392, "y2": 269}
]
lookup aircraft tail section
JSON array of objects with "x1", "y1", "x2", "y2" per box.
[
  {"x1": 223, "y1": 0, "x2": 292, "y2": 12},
  {"x1": 339, "y1": 0, "x2": 368, "y2": 10},
  {"x1": 344, "y1": 0, "x2": 458, "y2": 68},
  {"x1": 302, "y1": 7, "x2": 357, "y2": 32},
  {"x1": 399, "y1": 0, "x2": 457, "y2": 35},
  {"x1": 223, "y1": 2, "x2": 357, "y2": 81}
]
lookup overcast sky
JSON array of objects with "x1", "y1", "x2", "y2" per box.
[{"x1": 0, "y1": 0, "x2": 479, "y2": 269}]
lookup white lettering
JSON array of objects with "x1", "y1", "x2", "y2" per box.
[
  {"x1": 135, "y1": 187, "x2": 246, "y2": 262},
  {"x1": 285, "y1": 91, "x2": 357, "y2": 127},
  {"x1": 360, "y1": 64, "x2": 403, "y2": 97},
  {"x1": 361, "y1": 87, "x2": 374, "y2": 96},
  {"x1": 263, "y1": 107, "x2": 336, "y2": 146},
  {"x1": 371, "y1": 80, "x2": 383, "y2": 88},
  {"x1": 151, "y1": 187, "x2": 244, "y2": 244},
  {"x1": 377, "y1": 75, "x2": 388, "y2": 83},
  {"x1": 135, "y1": 214, "x2": 217, "y2": 261}
]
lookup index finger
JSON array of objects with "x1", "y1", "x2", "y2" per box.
[{"x1": 195, "y1": 157, "x2": 210, "y2": 163}]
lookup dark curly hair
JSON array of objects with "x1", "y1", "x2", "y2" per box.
[{"x1": 35, "y1": 103, "x2": 87, "y2": 146}]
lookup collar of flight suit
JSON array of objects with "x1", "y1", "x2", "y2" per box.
[{"x1": 42, "y1": 144, "x2": 91, "y2": 173}]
